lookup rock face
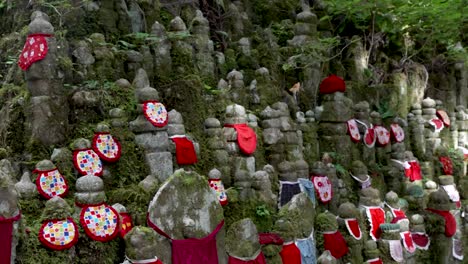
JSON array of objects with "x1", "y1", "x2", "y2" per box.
[{"x1": 147, "y1": 169, "x2": 226, "y2": 264}]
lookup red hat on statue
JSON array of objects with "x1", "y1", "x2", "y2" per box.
[{"x1": 319, "y1": 74, "x2": 346, "y2": 94}]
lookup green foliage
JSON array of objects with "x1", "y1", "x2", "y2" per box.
[{"x1": 376, "y1": 100, "x2": 395, "y2": 119}]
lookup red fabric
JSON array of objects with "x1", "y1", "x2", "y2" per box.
[
  {"x1": 279, "y1": 243, "x2": 302, "y2": 264},
  {"x1": 390, "y1": 123, "x2": 405, "y2": 143},
  {"x1": 429, "y1": 118, "x2": 444, "y2": 132},
  {"x1": 426, "y1": 209, "x2": 457, "y2": 237},
  {"x1": 132, "y1": 260, "x2": 162, "y2": 264},
  {"x1": 365, "y1": 207, "x2": 385, "y2": 240},
  {"x1": 33, "y1": 168, "x2": 69, "y2": 199},
  {"x1": 436, "y1": 110, "x2": 450, "y2": 127},
  {"x1": 411, "y1": 233, "x2": 430, "y2": 250},
  {"x1": 400, "y1": 231, "x2": 415, "y2": 253},
  {"x1": 18, "y1": 34, "x2": 52, "y2": 70},
  {"x1": 312, "y1": 176, "x2": 333, "y2": 203},
  {"x1": 72, "y1": 148, "x2": 103, "y2": 176},
  {"x1": 225, "y1": 124, "x2": 257, "y2": 155},
  {"x1": 344, "y1": 218, "x2": 362, "y2": 240},
  {"x1": 408, "y1": 161, "x2": 422, "y2": 181},
  {"x1": 142, "y1": 100, "x2": 168, "y2": 128},
  {"x1": 389, "y1": 207, "x2": 407, "y2": 224},
  {"x1": 38, "y1": 218, "x2": 79, "y2": 250},
  {"x1": 170, "y1": 137, "x2": 198, "y2": 165},
  {"x1": 439, "y1": 156, "x2": 453, "y2": 175},
  {"x1": 80, "y1": 204, "x2": 120, "y2": 242},
  {"x1": 364, "y1": 127, "x2": 376, "y2": 148},
  {"x1": 374, "y1": 125, "x2": 390, "y2": 147},
  {"x1": 120, "y1": 212, "x2": 133, "y2": 238},
  {"x1": 258, "y1": 233, "x2": 284, "y2": 245},
  {"x1": 319, "y1": 75, "x2": 346, "y2": 94},
  {"x1": 228, "y1": 252, "x2": 267, "y2": 264},
  {"x1": 0, "y1": 212, "x2": 21, "y2": 264},
  {"x1": 346, "y1": 119, "x2": 361, "y2": 143},
  {"x1": 366, "y1": 258, "x2": 383, "y2": 264},
  {"x1": 323, "y1": 231, "x2": 349, "y2": 259},
  {"x1": 92, "y1": 132, "x2": 122, "y2": 163},
  {"x1": 148, "y1": 216, "x2": 224, "y2": 264}
]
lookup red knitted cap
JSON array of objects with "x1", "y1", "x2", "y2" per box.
[{"x1": 319, "y1": 74, "x2": 346, "y2": 94}]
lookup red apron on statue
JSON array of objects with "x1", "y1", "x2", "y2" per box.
[
  {"x1": 224, "y1": 124, "x2": 257, "y2": 155},
  {"x1": 323, "y1": 230, "x2": 349, "y2": 259},
  {"x1": 0, "y1": 212, "x2": 21, "y2": 264},
  {"x1": 18, "y1": 34, "x2": 52, "y2": 70},
  {"x1": 170, "y1": 136, "x2": 198, "y2": 165}
]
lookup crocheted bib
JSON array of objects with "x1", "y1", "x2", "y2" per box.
[
  {"x1": 390, "y1": 123, "x2": 405, "y2": 143},
  {"x1": 436, "y1": 110, "x2": 450, "y2": 127},
  {"x1": 92, "y1": 132, "x2": 122, "y2": 163},
  {"x1": 34, "y1": 168, "x2": 68, "y2": 199},
  {"x1": 428, "y1": 118, "x2": 444, "y2": 132},
  {"x1": 363, "y1": 127, "x2": 376, "y2": 148},
  {"x1": 388, "y1": 240, "x2": 404, "y2": 262},
  {"x1": 120, "y1": 212, "x2": 133, "y2": 238},
  {"x1": 453, "y1": 238, "x2": 463, "y2": 261},
  {"x1": 143, "y1": 101, "x2": 168, "y2": 128},
  {"x1": 411, "y1": 232, "x2": 430, "y2": 250},
  {"x1": 364, "y1": 206, "x2": 385, "y2": 241},
  {"x1": 323, "y1": 230, "x2": 349, "y2": 259},
  {"x1": 39, "y1": 218, "x2": 79, "y2": 250},
  {"x1": 400, "y1": 231, "x2": 415, "y2": 253},
  {"x1": 170, "y1": 136, "x2": 198, "y2": 165},
  {"x1": 18, "y1": 34, "x2": 51, "y2": 70},
  {"x1": 208, "y1": 179, "x2": 228, "y2": 206},
  {"x1": 344, "y1": 218, "x2": 362, "y2": 240},
  {"x1": 346, "y1": 119, "x2": 361, "y2": 143},
  {"x1": 80, "y1": 204, "x2": 119, "y2": 242},
  {"x1": 312, "y1": 176, "x2": 332, "y2": 203},
  {"x1": 374, "y1": 125, "x2": 390, "y2": 147},
  {"x1": 73, "y1": 148, "x2": 103, "y2": 176},
  {"x1": 439, "y1": 156, "x2": 453, "y2": 175}
]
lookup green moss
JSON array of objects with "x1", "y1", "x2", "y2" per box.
[{"x1": 223, "y1": 199, "x2": 277, "y2": 233}]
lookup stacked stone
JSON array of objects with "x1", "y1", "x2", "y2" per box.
[
  {"x1": 261, "y1": 102, "x2": 309, "y2": 181},
  {"x1": 408, "y1": 103, "x2": 426, "y2": 160},
  {"x1": 88, "y1": 33, "x2": 122, "y2": 81},
  {"x1": 226, "y1": 219, "x2": 266, "y2": 263},
  {"x1": 190, "y1": 10, "x2": 215, "y2": 80},
  {"x1": 224, "y1": 104, "x2": 256, "y2": 201},
  {"x1": 109, "y1": 107, "x2": 127, "y2": 128},
  {"x1": 168, "y1": 16, "x2": 194, "y2": 75},
  {"x1": 456, "y1": 106, "x2": 468, "y2": 149},
  {"x1": 150, "y1": 21, "x2": 172, "y2": 78},
  {"x1": 298, "y1": 110, "x2": 320, "y2": 166},
  {"x1": 318, "y1": 92, "x2": 353, "y2": 167},
  {"x1": 388, "y1": 118, "x2": 409, "y2": 191},
  {"x1": 24, "y1": 11, "x2": 68, "y2": 146},
  {"x1": 14, "y1": 171, "x2": 37, "y2": 199},
  {"x1": 352, "y1": 102, "x2": 376, "y2": 165},
  {"x1": 204, "y1": 118, "x2": 230, "y2": 185},
  {"x1": 371, "y1": 111, "x2": 391, "y2": 165},
  {"x1": 129, "y1": 69, "x2": 173, "y2": 183},
  {"x1": 337, "y1": 202, "x2": 365, "y2": 264},
  {"x1": 422, "y1": 97, "x2": 442, "y2": 161},
  {"x1": 167, "y1": 109, "x2": 200, "y2": 169},
  {"x1": 226, "y1": 69, "x2": 247, "y2": 106}
]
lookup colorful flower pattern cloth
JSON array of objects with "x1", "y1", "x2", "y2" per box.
[
  {"x1": 39, "y1": 218, "x2": 79, "y2": 250},
  {"x1": 18, "y1": 34, "x2": 51, "y2": 70},
  {"x1": 92, "y1": 133, "x2": 121, "y2": 163},
  {"x1": 346, "y1": 119, "x2": 361, "y2": 143},
  {"x1": 73, "y1": 149, "x2": 103, "y2": 176},
  {"x1": 390, "y1": 123, "x2": 405, "y2": 142},
  {"x1": 35, "y1": 168, "x2": 68, "y2": 199},
  {"x1": 209, "y1": 179, "x2": 228, "y2": 206},
  {"x1": 143, "y1": 101, "x2": 168, "y2": 128},
  {"x1": 80, "y1": 204, "x2": 119, "y2": 242},
  {"x1": 374, "y1": 125, "x2": 390, "y2": 146},
  {"x1": 439, "y1": 156, "x2": 453, "y2": 175},
  {"x1": 312, "y1": 176, "x2": 332, "y2": 203}
]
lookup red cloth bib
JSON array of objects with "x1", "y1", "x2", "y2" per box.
[
  {"x1": 364, "y1": 207, "x2": 385, "y2": 241},
  {"x1": 34, "y1": 168, "x2": 69, "y2": 199},
  {"x1": 225, "y1": 124, "x2": 257, "y2": 155},
  {"x1": 148, "y1": 216, "x2": 224, "y2": 264},
  {"x1": 408, "y1": 161, "x2": 422, "y2": 181},
  {"x1": 0, "y1": 212, "x2": 21, "y2": 264},
  {"x1": 400, "y1": 231, "x2": 415, "y2": 253},
  {"x1": 312, "y1": 176, "x2": 332, "y2": 203},
  {"x1": 364, "y1": 127, "x2": 376, "y2": 148},
  {"x1": 429, "y1": 118, "x2": 444, "y2": 132},
  {"x1": 439, "y1": 156, "x2": 453, "y2": 175},
  {"x1": 73, "y1": 148, "x2": 103, "y2": 176},
  {"x1": 92, "y1": 132, "x2": 122, "y2": 163},
  {"x1": 344, "y1": 218, "x2": 362, "y2": 240},
  {"x1": 390, "y1": 123, "x2": 405, "y2": 143},
  {"x1": 323, "y1": 230, "x2": 349, "y2": 259},
  {"x1": 143, "y1": 101, "x2": 168, "y2": 128},
  {"x1": 258, "y1": 233, "x2": 283, "y2": 245},
  {"x1": 280, "y1": 243, "x2": 302, "y2": 264},
  {"x1": 436, "y1": 110, "x2": 450, "y2": 127},
  {"x1": 120, "y1": 212, "x2": 133, "y2": 238},
  {"x1": 170, "y1": 136, "x2": 198, "y2": 165},
  {"x1": 319, "y1": 75, "x2": 346, "y2": 94},
  {"x1": 411, "y1": 232, "x2": 430, "y2": 250},
  {"x1": 346, "y1": 119, "x2": 361, "y2": 143},
  {"x1": 228, "y1": 251, "x2": 267, "y2": 264},
  {"x1": 426, "y1": 208, "x2": 457, "y2": 237},
  {"x1": 374, "y1": 125, "x2": 390, "y2": 147},
  {"x1": 366, "y1": 258, "x2": 383, "y2": 264},
  {"x1": 18, "y1": 34, "x2": 52, "y2": 70},
  {"x1": 38, "y1": 217, "x2": 79, "y2": 250}
]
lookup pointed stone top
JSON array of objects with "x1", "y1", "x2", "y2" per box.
[
  {"x1": 35, "y1": 160, "x2": 56, "y2": 171},
  {"x1": 191, "y1": 10, "x2": 209, "y2": 28},
  {"x1": 151, "y1": 21, "x2": 167, "y2": 37},
  {"x1": 73, "y1": 138, "x2": 91, "y2": 149},
  {"x1": 169, "y1": 16, "x2": 187, "y2": 32},
  {"x1": 15, "y1": 171, "x2": 37, "y2": 199},
  {"x1": 133, "y1": 68, "x2": 150, "y2": 89},
  {"x1": 168, "y1": 109, "x2": 183, "y2": 124},
  {"x1": 43, "y1": 196, "x2": 72, "y2": 220},
  {"x1": 29, "y1": 11, "x2": 54, "y2": 34}
]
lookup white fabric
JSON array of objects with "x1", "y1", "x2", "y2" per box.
[
  {"x1": 387, "y1": 240, "x2": 404, "y2": 262},
  {"x1": 441, "y1": 185, "x2": 460, "y2": 203}
]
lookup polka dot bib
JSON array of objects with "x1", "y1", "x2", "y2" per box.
[{"x1": 18, "y1": 34, "x2": 52, "y2": 70}]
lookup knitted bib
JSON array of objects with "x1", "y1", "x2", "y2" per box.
[
  {"x1": 34, "y1": 168, "x2": 68, "y2": 199},
  {"x1": 390, "y1": 123, "x2": 405, "y2": 143},
  {"x1": 436, "y1": 110, "x2": 450, "y2": 127},
  {"x1": 120, "y1": 212, "x2": 133, "y2": 238},
  {"x1": 18, "y1": 34, "x2": 52, "y2": 70},
  {"x1": 363, "y1": 206, "x2": 385, "y2": 241},
  {"x1": 312, "y1": 176, "x2": 332, "y2": 203},
  {"x1": 92, "y1": 132, "x2": 122, "y2": 163},
  {"x1": 208, "y1": 179, "x2": 228, "y2": 206},
  {"x1": 346, "y1": 119, "x2": 361, "y2": 143},
  {"x1": 374, "y1": 125, "x2": 390, "y2": 147},
  {"x1": 39, "y1": 218, "x2": 79, "y2": 250},
  {"x1": 143, "y1": 101, "x2": 168, "y2": 128},
  {"x1": 411, "y1": 232, "x2": 430, "y2": 250},
  {"x1": 73, "y1": 148, "x2": 103, "y2": 176},
  {"x1": 80, "y1": 203, "x2": 119, "y2": 242},
  {"x1": 344, "y1": 218, "x2": 362, "y2": 240},
  {"x1": 400, "y1": 231, "x2": 415, "y2": 253},
  {"x1": 428, "y1": 118, "x2": 444, "y2": 132}
]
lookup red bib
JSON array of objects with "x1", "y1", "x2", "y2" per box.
[
  {"x1": 436, "y1": 110, "x2": 450, "y2": 127},
  {"x1": 319, "y1": 74, "x2": 346, "y2": 94},
  {"x1": 228, "y1": 251, "x2": 267, "y2": 264},
  {"x1": 364, "y1": 207, "x2": 385, "y2": 241},
  {"x1": 408, "y1": 161, "x2": 422, "y2": 181},
  {"x1": 374, "y1": 125, "x2": 390, "y2": 147},
  {"x1": 280, "y1": 243, "x2": 302, "y2": 264},
  {"x1": 426, "y1": 208, "x2": 457, "y2": 237},
  {"x1": 411, "y1": 232, "x2": 430, "y2": 250},
  {"x1": 92, "y1": 132, "x2": 121, "y2": 163},
  {"x1": 73, "y1": 148, "x2": 103, "y2": 176},
  {"x1": 258, "y1": 233, "x2": 283, "y2": 245},
  {"x1": 143, "y1": 101, "x2": 168, "y2": 128},
  {"x1": 312, "y1": 176, "x2": 332, "y2": 203},
  {"x1": 386, "y1": 204, "x2": 408, "y2": 224},
  {"x1": 346, "y1": 119, "x2": 361, "y2": 143},
  {"x1": 366, "y1": 258, "x2": 383, "y2": 264},
  {"x1": 18, "y1": 34, "x2": 52, "y2": 70},
  {"x1": 400, "y1": 231, "x2": 415, "y2": 253},
  {"x1": 170, "y1": 136, "x2": 198, "y2": 165},
  {"x1": 225, "y1": 124, "x2": 257, "y2": 155},
  {"x1": 390, "y1": 123, "x2": 405, "y2": 143},
  {"x1": 323, "y1": 230, "x2": 349, "y2": 259},
  {"x1": 39, "y1": 218, "x2": 79, "y2": 250},
  {"x1": 0, "y1": 212, "x2": 21, "y2": 264},
  {"x1": 439, "y1": 156, "x2": 453, "y2": 175},
  {"x1": 364, "y1": 127, "x2": 376, "y2": 148},
  {"x1": 344, "y1": 218, "x2": 362, "y2": 240},
  {"x1": 80, "y1": 203, "x2": 120, "y2": 242},
  {"x1": 428, "y1": 118, "x2": 444, "y2": 132},
  {"x1": 120, "y1": 212, "x2": 133, "y2": 238},
  {"x1": 34, "y1": 168, "x2": 69, "y2": 199}
]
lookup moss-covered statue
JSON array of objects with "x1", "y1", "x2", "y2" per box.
[
  {"x1": 225, "y1": 218, "x2": 267, "y2": 263},
  {"x1": 337, "y1": 202, "x2": 366, "y2": 263},
  {"x1": 316, "y1": 211, "x2": 349, "y2": 261}
]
